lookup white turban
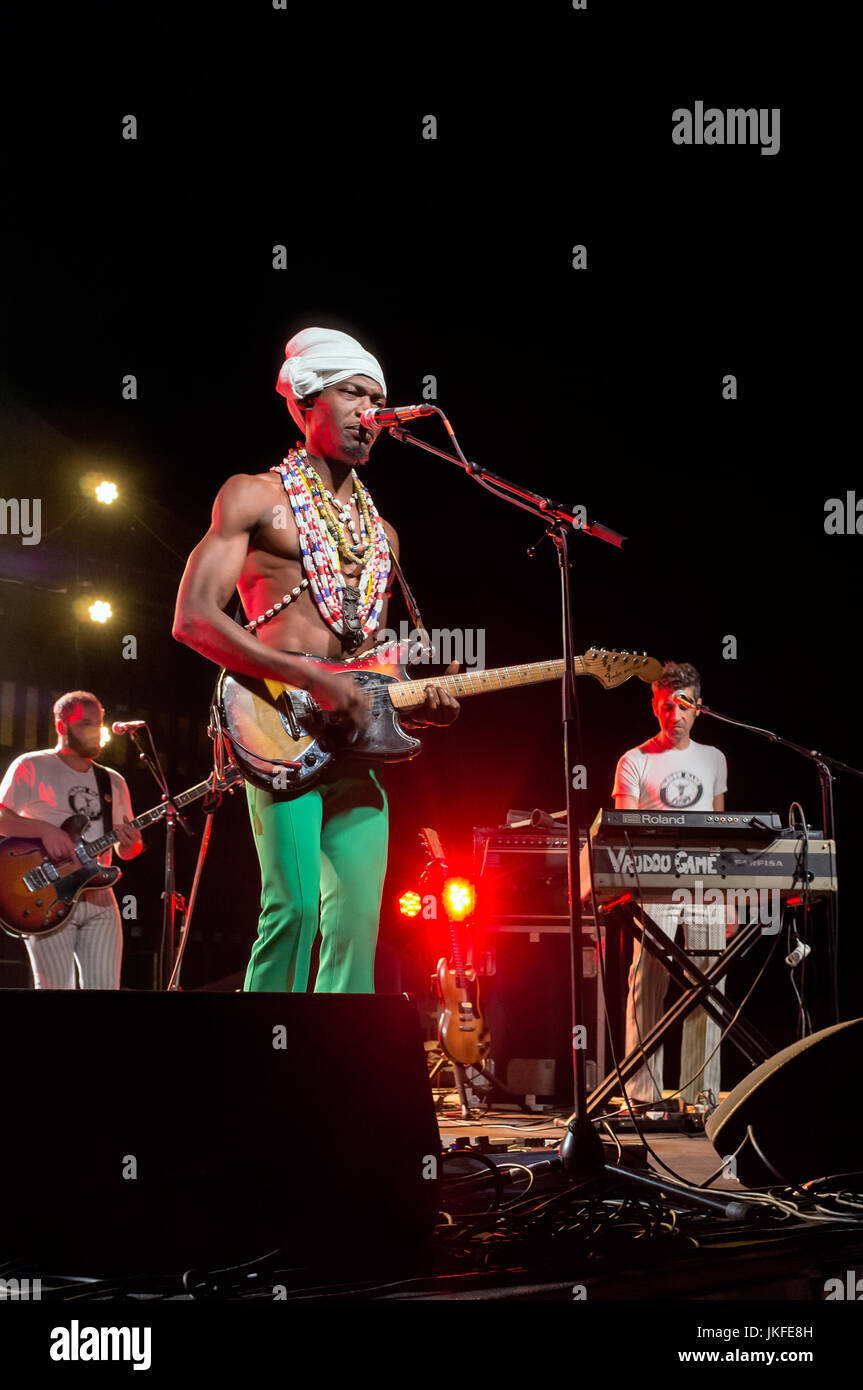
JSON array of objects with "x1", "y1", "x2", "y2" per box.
[{"x1": 276, "y1": 327, "x2": 386, "y2": 435}]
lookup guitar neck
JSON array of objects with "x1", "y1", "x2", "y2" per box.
[
  {"x1": 389, "y1": 657, "x2": 577, "y2": 711},
  {"x1": 449, "y1": 923, "x2": 469, "y2": 991},
  {"x1": 81, "y1": 775, "x2": 224, "y2": 859}
]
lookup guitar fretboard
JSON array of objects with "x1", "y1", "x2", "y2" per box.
[
  {"x1": 389, "y1": 658, "x2": 574, "y2": 710},
  {"x1": 81, "y1": 774, "x2": 234, "y2": 860}
]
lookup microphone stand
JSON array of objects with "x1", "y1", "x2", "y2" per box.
[
  {"x1": 679, "y1": 700, "x2": 863, "y2": 1026},
  {"x1": 384, "y1": 418, "x2": 768, "y2": 1216},
  {"x1": 128, "y1": 726, "x2": 194, "y2": 990},
  {"x1": 389, "y1": 422, "x2": 616, "y2": 1178}
]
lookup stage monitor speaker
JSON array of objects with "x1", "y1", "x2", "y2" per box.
[
  {"x1": 1, "y1": 991, "x2": 440, "y2": 1274},
  {"x1": 706, "y1": 1017, "x2": 863, "y2": 1186}
]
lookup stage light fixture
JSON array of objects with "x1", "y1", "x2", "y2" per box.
[
  {"x1": 88, "y1": 600, "x2": 113, "y2": 624},
  {"x1": 95, "y1": 481, "x2": 119, "y2": 504},
  {"x1": 99, "y1": 726, "x2": 111, "y2": 747},
  {"x1": 443, "y1": 878, "x2": 475, "y2": 921},
  {"x1": 398, "y1": 890, "x2": 422, "y2": 918}
]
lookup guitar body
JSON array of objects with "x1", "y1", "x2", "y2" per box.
[
  {"x1": 0, "y1": 813, "x2": 121, "y2": 939},
  {"x1": 217, "y1": 651, "x2": 422, "y2": 795},
  {"x1": 436, "y1": 957, "x2": 491, "y2": 1068}
]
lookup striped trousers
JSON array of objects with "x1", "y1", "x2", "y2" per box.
[
  {"x1": 624, "y1": 903, "x2": 727, "y2": 1105},
  {"x1": 24, "y1": 889, "x2": 123, "y2": 989}
]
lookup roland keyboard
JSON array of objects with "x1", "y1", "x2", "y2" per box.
[
  {"x1": 593, "y1": 810, "x2": 783, "y2": 842},
  {"x1": 581, "y1": 809, "x2": 837, "y2": 901}
]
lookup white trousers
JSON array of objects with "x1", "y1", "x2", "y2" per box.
[
  {"x1": 25, "y1": 889, "x2": 122, "y2": 989},
  {"x1": 624, "y1": 903, "x2": 726, "y2": 1104}
]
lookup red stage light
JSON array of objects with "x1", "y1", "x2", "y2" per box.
[{"x1": 443, "y1": 877, "x2": 475, "y2": 921}]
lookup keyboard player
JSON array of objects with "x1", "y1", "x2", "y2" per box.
[{"x1": 612, "y1": 661, "x2": 734, "y2": 1110}]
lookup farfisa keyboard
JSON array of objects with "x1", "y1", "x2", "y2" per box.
[{"x1": 580, "y1": 810, "x2": 837, "y2": 901}]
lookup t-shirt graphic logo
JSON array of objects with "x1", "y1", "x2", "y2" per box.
[
  {"x1": 16, "y1": 760, "x2": 36, "y2": 788},
  {"x1": 659, "y1": 770, "x2": 703, "y2": 808},
  {"x1": 69, "y1": 786, "x2": 101, "y2": 822}
]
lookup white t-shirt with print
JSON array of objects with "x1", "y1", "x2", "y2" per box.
[
  {"x1": 0, "y1": 749, "x2": 133, "y2": 867},
  {"x1": 612, "y1": 736, "x2": 727, "y2": 811}
]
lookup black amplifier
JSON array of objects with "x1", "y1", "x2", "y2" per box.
[
  {"x1": 473, "y1": 826, "x2": 593, "y2": 929},
  {"x1": 472, "y1": 825, "x2": 605, "y2": 1105}
]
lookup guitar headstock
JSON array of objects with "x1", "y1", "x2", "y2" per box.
[
  {"x1": 419, "y1": 826, "x2": 447, "y2": 864},
  {"x1": 580, "y1": 649, "x2": 663, "y2": 689}
]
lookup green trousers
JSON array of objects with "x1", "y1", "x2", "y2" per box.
[{"x1": 243, "y1": 767, "x2": 388, "y2": 993}]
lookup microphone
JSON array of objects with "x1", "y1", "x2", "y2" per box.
[
  {"x1": 111, "y1": 720, "x2": 148, "y2": 735},
  {"x1": 672, "y1": 693, "x2": 699, "y2": 710},
  {"x1": 359, "y1": 404, "x2": 436, "y2": 429}
]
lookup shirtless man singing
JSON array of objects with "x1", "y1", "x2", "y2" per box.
[{"x1": 173, "y1": 327, "x2": 459, "y2": 993}]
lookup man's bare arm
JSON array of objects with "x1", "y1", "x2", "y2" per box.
[
  {"x1": 173, "y1": 475, "x2": 301, "y2": 682},
  {"x1": 0, "y1": 806, "x2": 77, "y2": 859},
  {"x1": 173, "y1": 475, "x2": 369, "y2": 722},
  {"x1": 614, "y1": 796, "x2": 639, "y2": 810}
]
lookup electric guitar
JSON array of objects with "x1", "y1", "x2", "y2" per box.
[
  {"x1": 0, "y1": 765, "x2": 243, "y2": 939},
  {"x1": 217, "y1": 647, "x2": 662, "y2": 794},
  {"x1": 421, "y1": 826, "x2": 491, "y2": 1070}
]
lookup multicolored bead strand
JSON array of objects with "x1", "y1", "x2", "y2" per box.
[{"x1": 254, "y1": 449, "x2": 389, "y2": 643}]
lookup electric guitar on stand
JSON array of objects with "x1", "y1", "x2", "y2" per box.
[{"x1": 421, "y1": 826, "x2": 491, "y2": 1070}]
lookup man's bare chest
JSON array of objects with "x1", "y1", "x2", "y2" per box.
[{"x1": 249, "y1": 510, "x2": 366, "y2": 582}]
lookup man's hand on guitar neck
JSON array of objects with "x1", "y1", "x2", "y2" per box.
[
  {"x1": 116, "y1": 817, "x2": 144, "y2": 859},
  {"x1": 407, "y1": 661, "x2": 462, "y2": 728}
]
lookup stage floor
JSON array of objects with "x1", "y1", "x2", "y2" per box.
[{"x1": 435, "y1": 1108, "x2": 741, "y2": 1189}]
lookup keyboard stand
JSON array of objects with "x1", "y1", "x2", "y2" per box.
[{"x1": 587, "y1": 902, "x2": 774, "y2": 1115}]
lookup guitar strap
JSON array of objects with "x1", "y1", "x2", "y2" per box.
[
  {"x1": 91, "y1": 762, "x2": 114, "y2": 835},
  {"x1": 385, "y1": 546, "x2": 428, "y2": 644}
]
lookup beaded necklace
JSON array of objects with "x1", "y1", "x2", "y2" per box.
[{"x1": 244, "y1": 449, "x2": 390, "y2": 646}]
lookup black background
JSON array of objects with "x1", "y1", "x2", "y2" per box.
[{"x1": 0, "y1": 6, "x2": 853, "y2": 1085}]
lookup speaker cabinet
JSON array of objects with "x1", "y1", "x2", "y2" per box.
[
  {"x1": 477, "y1": 930, "x2": 605, "y2": 1105},
  {"x1": 1, "y1": 991, "x2": 440, "y2": 1272},
  {"x1": 706, "y1": 1017, "x2": 863, "y2": 1185}
]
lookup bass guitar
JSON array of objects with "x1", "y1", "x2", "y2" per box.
[
  {"x1": 0, "y1": 765, "x2": 243, "y2": 939},
  {"x1": 217, "y1": 647, "x2": 662, "y2": 794}
]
